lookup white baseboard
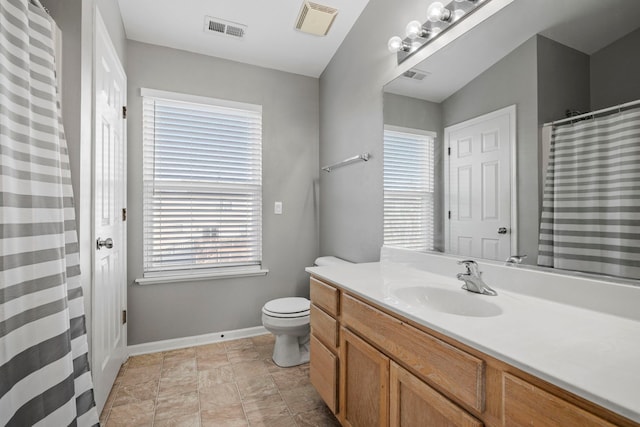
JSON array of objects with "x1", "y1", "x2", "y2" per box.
[{"x1": 127, "y1": 325, "x2": 269, "y2": 356}]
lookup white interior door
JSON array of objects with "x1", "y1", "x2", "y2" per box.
[
  {"x1": 92, "y1": 9, "x2": 127, "y2": 412},
  {"x1": 445, "y1": 105, "x2": 516, "y2": 261}
]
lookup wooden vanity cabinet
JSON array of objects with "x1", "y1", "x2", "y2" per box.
[
  {"x1": 340, "y1": 296, "x2": 484, "y2": 427},
  {"x1": 309, "y1": 278, "x2": 340, "y2": 414},
  {"x1": 341, "y1": 293, "x2": 485, "y2": 413},
  {"x1": 308, "y1": 276, "x2": 639, "y2": 427}
]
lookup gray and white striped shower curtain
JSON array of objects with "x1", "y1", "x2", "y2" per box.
[
  {"x1": 538, "y1": 105, "x2": 640, "y2": 279},
  {"x1": 1, "y1": 0, "x2": 99, "y2": 425}
]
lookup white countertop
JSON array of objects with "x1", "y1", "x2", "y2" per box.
[{"x1": 306, "y1": 259, "x2": 640, "y2": 423}]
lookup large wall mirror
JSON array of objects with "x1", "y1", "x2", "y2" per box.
[{"x1": 383, "y1": 0, "x2": 640, "y2": 280}]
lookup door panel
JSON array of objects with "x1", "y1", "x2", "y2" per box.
[
  {"x1": 445, "y1": 106, "x2": 516, "y2": 261},
  {"x1": 340, "y1": 327, "x2": 389, "y2": 427},
  {"x1": 92, "y1": 9, "x2": 127, "y2": 412}
]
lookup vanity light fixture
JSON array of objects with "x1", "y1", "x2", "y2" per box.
[{"x1": 388, "y1": 0, "x2": 490, "y2": 62}]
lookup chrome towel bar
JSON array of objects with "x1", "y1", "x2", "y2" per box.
[{"x1": 322, "y1": 152, "x2": 370, "y2": 173}]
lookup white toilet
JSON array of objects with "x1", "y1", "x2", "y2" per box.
[
  {"x1": 261, "y1": 297, "x2": 311, "y2": 367},
  {"x1": 261, "y1": 256, "x2": 351, "y2": 367}
]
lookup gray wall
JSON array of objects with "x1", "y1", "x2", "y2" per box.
[
  {"x1": 537, "y1": 36, "x2": 590, "y2": 125},
  {"x1": 126, "y1": 41, "x2": 319, "y2": 344},
  {"x1": 591, "y1": 27, "x2": 640, "y2": 110},
  {"x1": 536, "y1": 36, "x2": 590, "y2": 208},
  {"x1": 319, "y1": 0, "x2": 419, "y2": 262},
  {"x1": 383, "y1": 93, "x2": 442, "y2": 132}
]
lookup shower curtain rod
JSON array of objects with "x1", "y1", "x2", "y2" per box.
[{"x1": 544, "y1": 98, "x2": 640, "y2": 127}]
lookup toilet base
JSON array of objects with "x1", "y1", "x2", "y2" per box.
[{"x1": 272, "y1": 333, "x2": 310, "y2": 368}]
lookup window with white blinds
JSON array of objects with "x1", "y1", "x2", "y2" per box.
[
  {"x1": 142, "y1": 89, "x2": 262, "y2": 277},
  {"x1": 383, "y1": 126, "x2": 435, "y2": 251}
]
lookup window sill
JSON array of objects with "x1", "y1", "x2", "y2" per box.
[{"x1": 135, "y1": 268, "x2": 269, "y2": 285}]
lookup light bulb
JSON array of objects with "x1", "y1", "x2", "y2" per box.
[
  {"x1": 387, "y1": 36, "x2": 405, "y2": 53},
  {"x1": 405, "y1": 20, "x2": 422, "y2": 39},
  {"x1": 453, "y1": 9, "x2": 466, "y2": 21},
  {"x1": 426, "y1": 2, "x2": 452, "y2": 22}
]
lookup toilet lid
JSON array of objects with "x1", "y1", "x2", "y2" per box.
[{"x1": 262, "y1": 297, "x2": 310, "y2": 318}]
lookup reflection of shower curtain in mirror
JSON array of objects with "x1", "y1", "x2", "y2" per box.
[
  {"x1": 538, "y1": 105, "x2": 640, "y2": 279},
  {"x1": 0, "y1": 0, "x2": 99, "y2": 425}
]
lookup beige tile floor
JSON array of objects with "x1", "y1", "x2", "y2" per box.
[{"x1": 100, "y1": 334, "x2": 340, "y2": 426}]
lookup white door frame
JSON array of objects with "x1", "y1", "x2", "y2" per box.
[
  {"x1": 91, "y1": 8, "x2": 127, "y2": 412},
  {"x1": 444, "y1": 105, "x2": 518, "y2": 257}
]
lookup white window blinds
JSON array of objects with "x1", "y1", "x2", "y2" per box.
[
  {"x1": 383, "y1": 127, "x2": 435, "y2": 251},
  {"x1": 142, "y1": 89, "x2": 262, "y2": 276}
]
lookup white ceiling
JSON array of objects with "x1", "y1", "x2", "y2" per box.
[
  {"x1": 117, "y1": 0, "x2": 370, "y2": 78},
  {"x1": 385, "y1": 0, "x2": 640, "y2": 102}
]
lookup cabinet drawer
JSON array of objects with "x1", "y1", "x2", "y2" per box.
[
  {"x1": 342, "y1": 293, "x2": 485, "y2": 412},
  {"x1": 311, "y1": 304, "x2": 338, "y2": 349},
  {"x1": 390, "y1": 362, "x2": 483, "y2": 427},
  {"x1": 503, "y1": 373, "x2": 617, "y2": 427},
  {"x1": 310, "y1": 335, "x2": 338, "y2": 414},
  {"x1": 310, "y1": 277, "x2": 339, "y2": 316}
]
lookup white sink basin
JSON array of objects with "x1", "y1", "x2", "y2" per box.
[{"x1": 393, "y1": 286, "x2": 502, "y2": 317}]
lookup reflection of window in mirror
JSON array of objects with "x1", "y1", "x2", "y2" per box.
[{"x1": 383, "y1": 125, "x2": 436, "y2": 251}]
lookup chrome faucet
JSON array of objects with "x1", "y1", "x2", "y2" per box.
[
  {"x1": 505, "y1": 254, "x2": 527, "y2": 265},
  {"x1": 456, "y1": 260, "x2": 497, "y2": 296}
]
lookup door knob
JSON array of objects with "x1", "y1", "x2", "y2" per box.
[
  {"x1": 96, "y1": 237, "x2": 114, "y2": 250},
  {"x1": 497, "y1": 227, "x2": 508, "y2": 235}
]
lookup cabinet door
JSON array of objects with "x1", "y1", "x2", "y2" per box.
[
  {"x1": 310, "y1": 335, "x2": 338, "y2": 414},
  {"x1": 390, "y1": 362, "x2": 483, "y2": 427},
  {"x1": 340, "y1": 327, "x2": 390, "y2": 427},
  {"x1": 503, "y1": 373, "x2": 617, "y2": 427}
]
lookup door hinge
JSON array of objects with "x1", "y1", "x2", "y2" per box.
[
  {"x1": 122, "y1": 208, "x2": 127, "y2": 221},
  {"x1": 448, "y1": 210, "x2": 451, "y2": 219},
  {"x1": 122, "y1": 106, "x2": 127, "y2": 119},
  {"x1": 122, "y1": 310, "x2": 127, "y2": 324},
  {"x1": 448, "y1": 147, "x2": 451, "y2": 156}
]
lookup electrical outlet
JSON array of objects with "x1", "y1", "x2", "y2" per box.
[{"x1": 274, "y1": 201, "x2": 283, "y2": 215}]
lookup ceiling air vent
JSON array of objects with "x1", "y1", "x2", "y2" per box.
[
  {"x1": 204, "y1": 16, "x2": 247, "y2": 39},
  {"x1": 295, "y1": 0, "x2": 338, "y2": 36},
  {"x1": 402, "y1": 69, "x2": 431, "y2": 81}
]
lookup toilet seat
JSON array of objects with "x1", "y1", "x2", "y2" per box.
[{"x1": 262, "y1": 297, "x2": 310, "y2": 318}]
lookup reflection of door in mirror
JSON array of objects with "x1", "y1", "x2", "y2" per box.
[{"x1": 445, "y1": 105, "x2": 516, "y2": 261}]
